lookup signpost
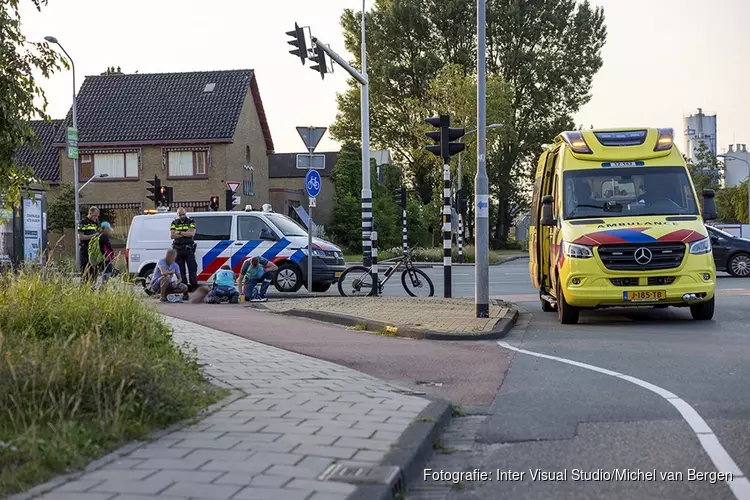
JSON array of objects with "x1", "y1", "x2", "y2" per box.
[
  {"x1": 296, "y1": 154, "x2": 326, "y2": 169},
  {"x1": 298, "y1": 126, "x2": 326, "y2": 292},
  {"x1": 226, "y1": 181, "x2": 240, "y2": 193},
  {"x1": 66, "y1": 127, "x2": 78, "y2": 159}
]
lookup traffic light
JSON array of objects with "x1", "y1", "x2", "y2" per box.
[
  {"x1": 146, "y1": 175, "x2": 161, "y2": 209},
  {"x1": 309, "y1": 43, "x2": 329, "y2": 79},
  {"x1": 393, "y1": 187, "x2": 406, "y2": 209},
  {"x1": 225, "y1": 189, "x2": 234, "y2": 211},
  {"x1": 158, "y1": 186, "x2": 173, "y2": 207},
  {"x1": 286, "y1": 23, "x2": 307, "y2": 65},
  {"x1": 209, "y1": 196, "x2": 219, "y2": 211},
  {"x1": 456, "y1": 189, "x2": 466, "y2": 213},
  {"x1": 425, "y1": 115, "x2": 466, "y2": 161}
]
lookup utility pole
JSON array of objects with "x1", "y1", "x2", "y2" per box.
[
  {"x1": 476, "y1": 0, "x2": 490, "y2": 317},
  {"x1": 426, "y1": 115, "x2": 465, "y2": 298}
]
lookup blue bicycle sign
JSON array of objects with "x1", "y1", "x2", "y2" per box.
[{"x1": 305, "y1": 169, "x2": 322, "y2": 198}]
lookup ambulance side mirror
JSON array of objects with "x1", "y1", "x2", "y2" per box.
[
  {"x1": 702, "y1": 189, "x2": 717, "y2": 221},
  {"x1": 540, "y1": 195, "x2": 556, "y2": 227}
]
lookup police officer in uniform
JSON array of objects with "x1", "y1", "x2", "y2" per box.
[
  {"x1": 78, "y1": 206, "x2": 100, "y2": 277},
  {"x1": 170, "y1": 207, "x2": 197, "y2": 300}
]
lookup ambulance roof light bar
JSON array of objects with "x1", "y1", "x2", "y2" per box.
[{"x1": 560, "y1": 131, "x2": 593, "y2": 154}]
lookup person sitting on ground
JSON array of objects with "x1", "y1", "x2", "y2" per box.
[
  {"x1": 239, "y1": 256, "x2": 278, "y2": 302},
  {"x1": 206, "y1": 265, "x2": 240, "y2": 304},
  {"x1": 150, "y1": 249, "x2": 188, "y2": 302}
]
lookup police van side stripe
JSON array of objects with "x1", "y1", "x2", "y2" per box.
[
  {"x1": 262, "y1": 238, "x2": 291, "y2": 261},
  {"x1": 231, "y1": 240, "x2": 262, "y2": 271}
]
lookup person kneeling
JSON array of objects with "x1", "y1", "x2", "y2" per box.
[
  {"x1": 151, "y1": 249, "x2": 188, "y2": 302},
  {"x1": 239, "y1": 256, "x2": 277, "y2": 302},
  {"x1": 207, "y1": 265, "x2": 240, "y2": 304}
]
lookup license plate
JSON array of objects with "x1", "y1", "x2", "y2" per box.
[
  {"x1": 623, "y1": 290, "x2": 666, "y2": 301},
  {"x1": 334, "y1": 271, "x2": 342, "y2": 278}
]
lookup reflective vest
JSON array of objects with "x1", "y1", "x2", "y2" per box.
[{"x1": 171, "y1": 217, "x2": 196, "y2": 247}]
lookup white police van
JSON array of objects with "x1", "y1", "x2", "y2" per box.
[{"x1": 126, "y1": 206, "x2": 345, "y2": 293}]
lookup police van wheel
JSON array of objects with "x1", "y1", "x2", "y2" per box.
[
  {"x1": 556, "y1": 280, "x2": 579, "y2": 325},
  {"x1": 140, "y1": 265, "x2": 156, "y2": 296},
  {"x1": 274, "y1": 263, "x2": 303, "y2": 293}
]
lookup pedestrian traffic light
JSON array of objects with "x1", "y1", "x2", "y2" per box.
[
  {"x1": 165, "y1": 186, "x2": 173, "y2": 206},
  {"x1": 286, "y1": 23, "x2": 307, "y2": 65},
  {"x1": 425, "y1": 115, "x2": 466, "y2": 161},
  {"x1": 158, "y1": 185, "x2": 173, "y2": 207},
  {"x1": 393, "y1": 187, "x2": 406, "y2": 209},
  {"x1": 309, "y1": 43, "x2": 329, "y2": 79},
  {"x1": 209, "y1": 196, "x2": 219, "y2": 211},
  {"x1": 146, "y1": 175, "x2": 161, "y2": 209}
]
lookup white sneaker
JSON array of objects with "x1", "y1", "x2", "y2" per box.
[
  {"x1": 250, "y1": 298, "x2": 261, "y2": 303},
  {"x1": 259, "y1": 297, "x2": 268, "y2": 302}
]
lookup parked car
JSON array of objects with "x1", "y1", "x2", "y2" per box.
[{"x1": 706, "y1": 225, "x2": 750, "y2": 277}]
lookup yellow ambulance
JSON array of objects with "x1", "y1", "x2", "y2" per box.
[{"x1": 529, "y1": 128, "x2": 717, "y2": 324}]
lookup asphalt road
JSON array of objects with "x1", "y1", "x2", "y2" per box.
[{"x1": 409, "y1": 259, "x2": 750, "y2": 500}]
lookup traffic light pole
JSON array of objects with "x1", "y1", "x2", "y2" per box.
[
  {"x1": 310, "y1": 35, "x2": 371, "y2": 266},
  {"x1": 457, "y1": 150, "x2": 464, "y2": 264},
  {"x1": 475, "y1": 0, "x2": 490, "y2": 317},
  {"x1": 442, "y1": 162, "x2": 452, "y2": 297}
]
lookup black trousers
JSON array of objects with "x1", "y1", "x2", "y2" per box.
[{"x1": 175, "y1": 248, "x2": 198, "y2": 292}]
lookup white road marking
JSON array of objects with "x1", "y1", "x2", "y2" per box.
[{"x1": 497, "y1": 341, "x2": 750, "y2": 500}]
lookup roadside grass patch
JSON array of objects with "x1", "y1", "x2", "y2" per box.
[{"x1": 0, "y1": 268, "x2": 225, "y2": 497}]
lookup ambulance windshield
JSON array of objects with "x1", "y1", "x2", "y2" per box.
[{"x1": 562, "y1": 166, "x2": 699, "y2": 220}]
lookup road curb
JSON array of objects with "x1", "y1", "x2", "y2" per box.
[
  {"x1": 346, "y1": 397, "x2": 453, "y2": 500},
  {"x1": 264, "y1": 303, "x2": 520, "y2": 341}
]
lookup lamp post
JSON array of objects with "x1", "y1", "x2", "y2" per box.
[
  {"x1": 45, "y1": 35, "x2": 81, "y2": 271},
  {"x1": 717, "y1": 153, "x2": 750, "y2": 229},
  {"x1": 78, "y1": 173, "x2": 108, "y2": 193},
  {"x1": 476, "y1": 0, "x2": 489, "y2": 317},
  {"x1": 457, "y1": 124, "x2": 502, "y2": 262}
]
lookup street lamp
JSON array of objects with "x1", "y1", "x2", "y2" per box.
[
  {"x1": 717, "y1": 153, "x2": 750, "y2": 227},
  {"x1": 45, "y1": 35, "x2": 82, "y2": 271},
  {"x1": 456, "y1": 123, "x2": 503, "y2": 263},
  {"x1": 78, "y1": 173, "x2": 108, "y2": 193}
]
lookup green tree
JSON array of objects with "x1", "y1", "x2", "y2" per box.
[
  {"x1": 47, "y1": 184, "x2": 76, "y2": 232},
  {"x1": 331, "y1": 0, "x2": 607, "y2": 246},
  {"x1": 328, "y1": 142, "x2": 363, "y2": 251},
  {"x1": 686, "y1": 142, "x2": 723, "y2": 195},
  {"x1": 2, "y1": 0, "x2": 67, "y2": 207}
]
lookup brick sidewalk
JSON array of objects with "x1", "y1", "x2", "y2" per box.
[
  {"x1": 19, "y1": 317, "x2": 431, "y2": 500},
  {"x1": 262, "y1": 297, "x2": 510, "y2": 334}
]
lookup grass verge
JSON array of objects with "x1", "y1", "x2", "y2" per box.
[{"x1": 0, "y1": 268, "x2": 226, "y2": 497}]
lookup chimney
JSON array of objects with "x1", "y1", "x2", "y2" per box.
[
  {"x1": 728, "y1": 145, "x2": 734, "y2": 153},
  {"x1": 742, "y1": 144, "x2": 747, "y2": 153}
]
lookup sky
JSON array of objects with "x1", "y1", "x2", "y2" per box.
[{"x1": 19, "y1": 0, "x2": 750, "y2": 156}]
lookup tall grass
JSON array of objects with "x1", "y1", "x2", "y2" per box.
[{"x1": 0, "y1": 269, "x2": 225, "y2": 496}]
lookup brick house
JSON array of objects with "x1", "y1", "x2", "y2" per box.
[
  {"x1": 268, "y1": 152, "x2": 338, "y2": 229},
  {"x1": 53, "y1": 69, "x2": 274, "y2": 235}
]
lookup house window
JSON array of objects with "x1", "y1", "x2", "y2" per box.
[
  {"x1": 79, "y1": 152, "x2": 138, "y2": 180},
  {"x1": 167, "y1": 150, "x2": 208, "y2": 178}
]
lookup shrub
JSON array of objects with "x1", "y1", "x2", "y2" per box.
[{"x1": 0, "y1": 269, "x2": 224, "y2": 496}]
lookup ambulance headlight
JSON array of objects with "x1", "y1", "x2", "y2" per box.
[
  {"x1": 563, "y1": 241, "x2": 593, "y2": 259},
  {"x1": 689, "y1": 237, "x2": 711, "y2": 255}
]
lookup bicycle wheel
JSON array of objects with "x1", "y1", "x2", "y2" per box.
[
  {"x1": 401, "y1": 268, "x2": 434, "y2": 297},
  {"x1": 337, "y1": 266, "x2": 376, "y2": 297}
]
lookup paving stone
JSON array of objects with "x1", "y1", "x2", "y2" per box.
[
  {"x1": 352, "y1": 449, "x2": 387, "y2": 463},
  {"x1": 232, "y1": 441, "x2": 298, "y2": 454},
  {"x1": 212, "y1": 472, "x2": 256, "y2": 486},
  {"x1": 85, "y1": 469, "x2": 156, "y2": 481},
  {"x1": 54, "y1": 479, "x2": 104, "y2": 492},
  {"x1": 285, "y1": 478, "x2": 358, "y2": 494},
  {"x1": 247, "y1": 451, "x2": 304, "y2": 465},
  {"x1": 335, "y1": 437, "x2": 394, "y2": 451},
  {"x1": 134, "y1": 457, "x2": 209, "y2": 470},
  {"x1": 200, "y1": 459, "x2": 270, "y2": 474},
  {"x1": 128, "y1": 446, "x2": 193, "y2": 459},
  {"x1": 265, "y1": 464, "x2": 320, "y2": 479},
  {"x1": 161, "y1": 481, "x2": 242, "y2": 499},
  {"x1": 172, "y1": 437, "x2": 242, "y2": 450},
  {"x1": 308, "y1": 493, "x2": 349, "y2": 500},
  {"x1": 92, "y1": 475, "x2": 174, "y2": 495},
  {"x1": 184, "y1": 449, "x2": 254, "y2": 462},
  {"x1": 145, "y1": 469, "x2": 223, "y2": 483},
  {"x1": 294, "y1": 456, "x2": 335, "y2": 473},
  {"x1": 293, "y1": 445, "x2": 358, "y2": 460},
  {"x1": 96, "y1": 458, "x2": 145, "y2": 470},
  {"x1": 232, "y1": 486, "x2": 311, "y2": 500},
  {"x1": 248, "y1": 474, "x2": 292, "y2": 488},
  {"x1": 314, "y1": 426, "x2": 374, "y2": 439},
  {"x1": 38, "y1": 494, "x2": 115, "y2": 500},
  {"x1": 276, "y1": 433, "x2": 337, "y2": 446}
]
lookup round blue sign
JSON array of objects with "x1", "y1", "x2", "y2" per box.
[{"x1": 305, "y1": 169, "x2": 322, "y2": 198}]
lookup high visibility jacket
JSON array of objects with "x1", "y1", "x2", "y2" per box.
[
  {"x1": 78, "y1": 217, "x2": 98, "y2": 247},
  {"x1": 171, "y1": 217, "x2": 196, "y2": 246}
]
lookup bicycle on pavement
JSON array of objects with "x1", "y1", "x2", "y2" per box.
[{"x1": 337, "y1": 248, "x2": 435, "y2": 297}]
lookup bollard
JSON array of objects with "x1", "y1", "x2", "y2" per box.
[{"x1": 370, "y1": 231, "x2": 379, "y2": 296}]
